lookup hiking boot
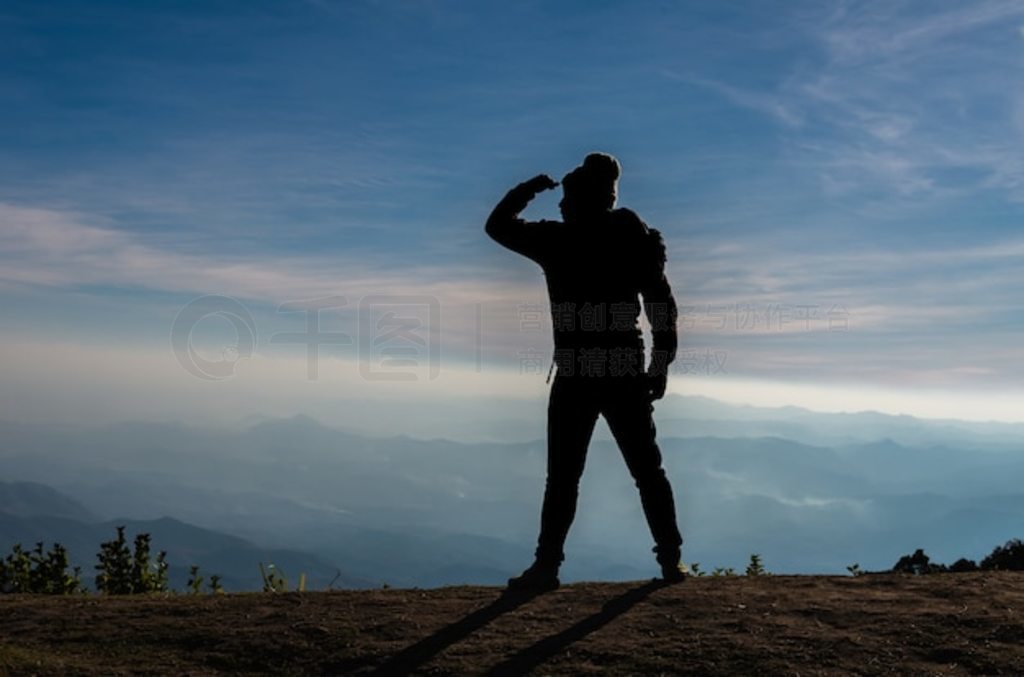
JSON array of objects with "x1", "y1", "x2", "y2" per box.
[
  {"x1": 506, "y1": 562, "x2": 560, "y2": 593},
  {"x1": 660, "y1": 560, "x2": 689, "y2": 584}
]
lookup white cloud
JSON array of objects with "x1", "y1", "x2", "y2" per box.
[
  {"x1": 817, "y1": 0, "x2": 1024, "y2": 64},
  {"x1": 664, "y1": 72, "x2": 803, "y2": 127},
  {"x1": 4, "y1": 198, "x2": 1024, "y2": 421},
  {"x1": 678, "y1": 375, "x2": 1024, "y2": 424},
  {"x1": 0, "y1": 335, "x2": 550, "y2": 435},
  {"x1": 0, "y1": 201, "x2": 537, "y2": 303},
  {"x1": 772, "y1": 1, "x2": 1024, "y2": 199}
]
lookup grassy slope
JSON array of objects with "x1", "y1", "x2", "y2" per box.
[{"x1": 2, "y1": 574, "x2": 1024, "y2": 675}]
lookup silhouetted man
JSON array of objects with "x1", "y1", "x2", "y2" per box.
[{"x1": 486, "y1": 152, "x2": 685, "y2": 591}]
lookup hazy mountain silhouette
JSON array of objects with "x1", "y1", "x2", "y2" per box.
[
  {"x1": 3, "y1": 401, "x2": 1024, "y2": 584},
  {"x1": 0, "y1": 481, "x2": 97, "y2": 521}
]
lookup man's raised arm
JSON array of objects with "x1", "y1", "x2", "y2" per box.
[{"x1": 485, "y1": 174, "x2": 558, "y2": 261}]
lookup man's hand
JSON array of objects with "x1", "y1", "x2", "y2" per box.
[
  {"x1": 522, "y1": 174, "x2": 559, "y2": 194},
  {"x1": 646, "y1": 372, "x2": 668, "y2": 401},
  {"x1": 646, "y1": 349, "x2": 672, "y2": 401}
]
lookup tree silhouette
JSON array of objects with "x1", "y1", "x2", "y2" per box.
[{"x1": 980, "y1": 538, "x2": 1024, "y2": 571}]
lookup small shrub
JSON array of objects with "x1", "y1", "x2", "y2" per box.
[
  {"x1": 259, "y1": 563, "x2": 288, "y2": 592},
  {"x1": 95, "y1": 526, "x2": 132, "y2": 594},
  {"x1": 131, "y1": 533, "x2": 169, "y2": 593},
  {"x1": 0, "y1": 542, "x2": 81, "y2": 594},
  {"x1": 95, "y1": 526, "x2": 168, "y2": 594},
  {"x1": 0, "y1": 544, "x2": 32, "y2": 593},
  {"x1": 187, "y1": 565, "x2": 204, "y2": 594},
  {"x1": 981, "y1": 539, "x2": 1024, "y2": 571},
  {"x1": 949, "y1": 558, "x2": 978, "y2": 573},
  {"x1": 33, "y1": 542, "x2": 81, "y2": 594},
  {"x1": 847, "y1": 563, "x2": 863, "y2": 577},
  {"x1": 711, "y1": 567, "x2": 736, "y2": 577},
  {"x1": 745, "y1": 553, "x2": 768, "y2": 576},
  {"x1": 892, "y1": 548, "x2": 942, "y2": 575}
]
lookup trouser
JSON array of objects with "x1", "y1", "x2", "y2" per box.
[{"x1": 533, "y1": 373, "x2": 683, "y2": 567}]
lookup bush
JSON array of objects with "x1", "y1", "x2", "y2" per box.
[
  {"x1": 981, "y1": 539, "x2": 1024, "y2": 571},
  {"x1": 745, "y1": 553, "x2": 768, "y2": 576},
  {"x1": 95, "y1": 526, "x2": 168, "y2": 594},
  {"x1": 259, "y1": 562, "x2": 288, "y2": 592},
  {"x1": 187, "y1": 567, "x2": 223, "y2": 593},
  {"x1": 892, "y1": 548, "x2": 948, "y2": 575},
  {"x1": 187, "y1": 565, "x2": 204, "y2": 594},
  {"x1": 0, "y1": 542, "x2": 81, "y2": 594},
  {"x1": 949, "y1": 558, "x2": 978, "y2": 573}
]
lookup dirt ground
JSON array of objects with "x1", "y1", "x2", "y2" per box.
[{"x1": 2, "y1": 573, "x2": 1024, "y2": 675}]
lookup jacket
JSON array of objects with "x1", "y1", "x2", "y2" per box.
[{"x1": 486, "y1": 180, "x2": 678, "y2": 377}]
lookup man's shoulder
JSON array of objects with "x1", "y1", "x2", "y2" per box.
[
  {"x1": 610, "y1": 207, "x2": 649, "y2": 233},
  {"x1": 611, "y1": 208, "x2": 665, "y2": 246},
  {"x1": 610, "y1": 208, "x2": 668, "y2": 266}
]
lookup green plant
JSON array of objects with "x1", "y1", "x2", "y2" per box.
[
  {"x1": 847, "y1": 563, "x2": 863, "y2": 577},
  {"x1": 34, "y1": 542, "x2": 81, "y2": 594},
  {"x1": 95, "y1": 526, "x2": 168, "y2": 594},
  {"x1": 259, "y1": 563, "x2": 288, "y2": 592},
  {"x1": 95, "y1": 527, "x2": 132, "y2": 594},
  {"x1": 131, "y1": 533, "x2": 169, "y2": 593},
  {"x1": 711, "y1": 567, "x2": 736, "y2": 577},
  {"x1": 0, "y1": 542, "x2": 81, "y2": 594},
  {"x1": 208, "y1": 574, "x2": 224, "y2": 594},
  {"x1": 688, "y1": 562, "x2": 705, "y2": 577},
  {"x1": 892, "y1": 548, "x2": 945, "y2": 575},
  {"x1": 0, "y1": 544, "x2": 31, "y2": 593},
  {"x1": 949, "y1": 558, "x2": 978, "y2": 573},
  {"x1": 187, "y1": 565, "x2": 204, "y2": 594},
  {"x1": 745, "y1": 553, "x2": 768, "y2": 576},
  {"x1": 981, "y1": 539, "x2": 1024, "y2": 571}
]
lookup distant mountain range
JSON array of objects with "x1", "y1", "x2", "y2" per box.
[
  {"x1": 0, "y1": 480, "x2": 96, "y2": 521},
  {"x1": 0, "y1": 482, "x2": 367, "y2": 591},
  {"x1": 1, "y1": 396, "x2": 1022, "y2": 588}
]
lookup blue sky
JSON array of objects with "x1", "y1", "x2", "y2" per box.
[{"x1": 2, "y1": 0, "x2": 1024, "y2": 429}]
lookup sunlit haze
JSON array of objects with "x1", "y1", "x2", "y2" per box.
[{"x1": 3, "y1": 1, "x2": 1024, "y2": 430}]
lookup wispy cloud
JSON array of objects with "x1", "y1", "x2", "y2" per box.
[
  {"x1": 0, "y1": 202, "x2": 514, "y2": 304},
  {"x1": 817, "y1": 0, "x2": 1024, "y2": 64},
  {"x1": 663, "y1": 72, "x2": 803, "y2": 127},
  {"x1": 660, "y1": 3, "x2": 1024, "y2": 201},
  {"x1": 0, "y1": 201, "x2": 562, "y2": 365},
  {"x1": 786, "y1": 1, "x2": 1024, "y2": 199}
]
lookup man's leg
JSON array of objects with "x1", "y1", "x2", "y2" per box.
[
  {"x1": 602, "y1": 380, "x2": 684, "y2": 576},
  {"x1": 510, "y1": 375, "x2": 599, "y2": 590},
  {"x1": 535, "y1": 375, "x2": 600, "y2": 566}
]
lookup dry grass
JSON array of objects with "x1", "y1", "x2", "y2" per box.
[{"x1": 2, "y1": 573, "x2": 1024, "y2": 675}]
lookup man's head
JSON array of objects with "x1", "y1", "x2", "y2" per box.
[{"x1": 559, "y1": 152, "x2": 620, "y2": 222}]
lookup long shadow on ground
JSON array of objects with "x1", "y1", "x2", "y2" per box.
[
  {"x1": 371, "y1": 579, "x2": 668, "y2": 675},
  {"x1": 483, "y1": 579, "x2": 667, "y2": 675},
  {"x1": 371, "y1": 588, "x2": 541, "y2": 675}
]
